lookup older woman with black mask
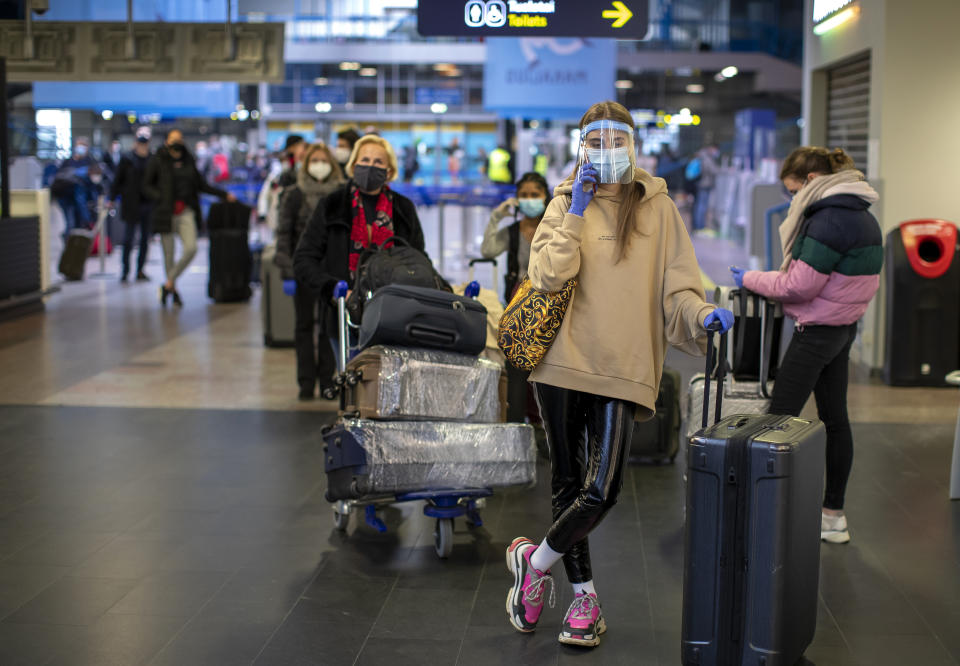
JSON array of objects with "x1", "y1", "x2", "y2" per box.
[{"x1": 293, "y1": 134, "x2": 426, "y2": 349}]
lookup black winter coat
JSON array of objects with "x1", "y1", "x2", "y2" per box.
[
  {"x1": 109, "y1": 150, "x2": 152, "y2": 223},
  {"x1": 142, "y1": 145, "x2": 228, "y2": 233},
  {"x1": 293, "y1": 182, "x2": 426, "y2": 302}
]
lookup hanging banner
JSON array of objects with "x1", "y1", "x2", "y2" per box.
[{"x1": 483, "y1": 38, "x2": 616, "y2": 118}]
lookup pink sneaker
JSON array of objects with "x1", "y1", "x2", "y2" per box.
[
  {"x1": 505, "y1": 537, "x2": 555, "y2": 632},
  {"x1": 558, "y1": 592, "x2": 606, "y2": 647}
]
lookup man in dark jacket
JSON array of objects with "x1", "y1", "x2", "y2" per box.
[
  {"x1": 109, "y1": 127, "x2": 154, "y2": 282},
  {"x1": 143, "y1": 128, "x2": 235, "y2": 307}
]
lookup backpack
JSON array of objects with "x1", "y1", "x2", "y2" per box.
[
  {"x1": 685, "y1": 157, "x2": 702, "y2": 182},
  {"x1": 346, "y1": 236, "x2": 451, "y2": 320}
]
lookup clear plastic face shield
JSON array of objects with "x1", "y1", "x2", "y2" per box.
[{"x1": 576, "y1": 119, "x2": 637, "y2": 185}]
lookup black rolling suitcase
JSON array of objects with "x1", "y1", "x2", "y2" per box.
[
  {"x1": 58, "y1": 228, "x2": 95, "y2": 280},
  {"x1": 357, "y1": 284, "x2": 487, "y2": 355},
  {"x1": 681, "y1": 325, "x2": 826, "y2": 666},
  {"x1": 208, "y1": 229, "x2": 252, "y2": 302},
  {"x1": 630, "y1": 366, "x2": 681, "y2": 463}
]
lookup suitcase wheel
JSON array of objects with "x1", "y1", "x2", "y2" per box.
[
  {"x1": 333, "y1": 502, "x2": 350, "y2": 531},
  {"x1": 434, "y1": 518, "x2": 454, "y2": 559}
]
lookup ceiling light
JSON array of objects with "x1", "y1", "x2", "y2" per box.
[
  {"x1": 433, "y1": 63, "x2": 455, "y2": 71},
  {"x1": 315, "y1": 102, "x2": 332, "y2": 113},
  {"x1": 714, "y1": 72, "x2": 727, "y2": 82},
  {"x1": 442, "y1": 68, "x2": 462, "y2": 77},
  {"x1": 813, "y1": 6, "x2": 860, "y2": 35},
  {"x1": 314, "y1": 77, "x2": 328, "y2": 85},
  {"x1": 250, "y1": 110, "x2": 261, "y2": 120},
  {"x1": 229, "y1": 112, "x2": 238, "y2": 121},
  {"x1": 529, "y1": 120, "x2": 540, "y2": 129},
  {"x1": 339, "y1": 61, "x2": 361, "y2": 71},
  {"x1": 721, "y1": 66, "x2": 739, "y2": 78},
  {"x1": 100, "y1": 110, "x2": 114, "y2": 120},
  {"x1": 615, "y1": 79, "x2": 634, "y2": 89},
  {"x1": 430, "y1": 103, "x2": 448, "y2": 114},
  {"x1": 237, "y1": 109, "x2": 250, "y2": 121},
  {"x1": 359, "y1": 67, "x2": 377, "y2": 77},
  {"x1": 686, "y1": 84, "x2": 704, "y2": 94},
  {"x1": 680, "y1": 108, "x2": 690, "y2": 116}
]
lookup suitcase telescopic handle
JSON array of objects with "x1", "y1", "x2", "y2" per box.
[
  {"x1": 334, "y1": 280, "x2": 350, "y2": 375},
  {"x1": 702, "y1": 321, "x2": 728, "y2": 430}
]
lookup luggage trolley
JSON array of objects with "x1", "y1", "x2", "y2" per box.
[{"x1": 322, "y1": 279, "x2": 496, "y2": 559}]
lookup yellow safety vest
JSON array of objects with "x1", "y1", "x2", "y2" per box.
[{"x1": 488, "y1": 148, "x2": 511, "y2": 183}]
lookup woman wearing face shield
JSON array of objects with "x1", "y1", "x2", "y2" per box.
[
  {"x1": 293, "y1": 135, "x2": 426, "y2": 349},
  {"x1": 505, "y1": 101, "x2": 734, "y2": 647},
  {"x1": 275, "y1": 143, "x2": 345, "y2": 400}
]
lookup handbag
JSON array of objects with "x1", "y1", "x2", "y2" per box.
[{"x1": 497, "y1": 275, "x2": 576, "y2": 372}]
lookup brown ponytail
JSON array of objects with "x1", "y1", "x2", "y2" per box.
[
  {"x1": 574, "y1": 101, "x2": 646, "y2": 264},
  {"x1": 779, "y1": 145, "x2": 857, "y2": 181}
]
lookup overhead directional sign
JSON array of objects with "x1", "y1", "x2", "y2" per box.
[{"x1": 417, "y1": 0, "x2": 649, "y2": 39}]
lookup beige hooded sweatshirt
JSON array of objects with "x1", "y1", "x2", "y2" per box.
[{"x1": 527, "y1": 169, "x2": 715, "y2": 419}]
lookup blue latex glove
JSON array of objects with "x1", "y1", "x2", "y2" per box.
[
  {"x1": 569, "y1": 162, "x2": 598, "y2": 217},
  {"x1": 704, "y1": 308, "x2": 735, "y2": 334},
  {"x1": 282, "y1": 280, "x2": 296, "y2": 296},
  {"x1": 730, "y1": 266, "x2": 746, "y2": 289}
]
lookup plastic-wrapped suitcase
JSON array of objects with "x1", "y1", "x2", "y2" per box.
[
  {"x1": 208, "y1": 229, "x2": 252, "y2": 302},
  {"x1": 323, "y1": 419, "x2": 537, "y2": 501},
  {"x1": 357, "y1": 284, "x2": 487, "y2": 355},
  {"x1": 261, "y1": 243, "x2": 295, "y2": 347},
  {"x1": 681, "y1": 326, "x2": 826, "y2": 666},
  {"x1": 631, "y1": 366, "x2": 681, "y2": 463},
  {"x1": 344, "y1": 346, "x2": 507, "y2": 422}
]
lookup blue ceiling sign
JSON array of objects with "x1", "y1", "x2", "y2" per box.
[{"x1": 483, "y1": 38, "x2": 616, "y2": 119}]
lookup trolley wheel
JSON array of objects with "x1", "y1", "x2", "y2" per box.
[
  {"x1": 434, "y1": 518, "x2": 454, "y2": 559},
  {"x1": 321, "y1": 386, "x2": 338, "y2": 401},
  {"x1": 333, "y1": 508, "x2": 349, "y2": 531}
]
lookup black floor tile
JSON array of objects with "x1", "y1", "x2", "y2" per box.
[
  {"x1": 71, "y1": 535, "x2": 185, "y2": 580},
  {"x1": 107, "y1": 570, "x2": 232, "y2": 618},
  {"x1": 370, "y1": 587, "x2": 473, "y2": 641},
  {"x1": 356, "y1": 637, "x2": 462, "y2": 666},
  {"x1": 0, "y1": 563, "x2": 72, "y2": 620},
  {"x1": 2, "y1": 531, "x2": 119, "y2": 567},
  {"x1": 148, "y1": 618, "x2": 278, "y2": 666},
  {"x1": 0, "y1": 622, "x2": 85, "y2": 666},
  {"x1": 457, "y1": 624, "x2": 559, "y2": 666},
  {"x1": 255, "y1": 615, "x2": 372, "y2": 665},
  {"x1": 45, "y1": 612, "x2": 185, "y2": 666},
  {"x1": 4, "y1": 576, "x2": 138, "y2": 626}
]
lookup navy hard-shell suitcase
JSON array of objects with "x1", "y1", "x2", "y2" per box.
[
  {"x1": 357, "y1": 284, "x2": 487, "y2": 355},
  {"x1": 681, "y1": 326, "x2": 826, "y2": 666}
]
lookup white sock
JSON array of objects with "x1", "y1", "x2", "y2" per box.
[
  {"x1": 572, "y1": 580, "x2": 596, "y2": 597},
  {"x1": 529, "y1": 538, "x2": 563, "y2": 573}
]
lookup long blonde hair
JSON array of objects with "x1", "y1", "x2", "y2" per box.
[{"x1": 574, "y1": 101, "x2": 645, "y2": 263}]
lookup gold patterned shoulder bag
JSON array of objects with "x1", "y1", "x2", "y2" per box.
[{"x1": 497, "y1": 275, "x2": 577, "y2": 371}]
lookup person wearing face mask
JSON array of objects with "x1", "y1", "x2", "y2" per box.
[
  {"x1": 293, "y1": 134, "x2": 425, "y2": 350},
  {"x1": 51, "y1": 138, "x2": 97, "y2": 240},
  {"x1": 257, "y1": 134, "x2": 305, "y2": 232},
  {"x1": 109, "y1": 126, "x2": 155, "y2": 282},
  {"x1": 503, "y1": 101, "x2": 734, "y2": 648},
  {"x1": 481, "y1": 172, "x2": 551, "y2": 425},
  {"x1": 275, "y1": 143, "x2": 345, "y2": 400},
  {"x1": 730, "y1": 146, "x2": 882, "y2": 545},
  {"x1": 481, "y1": 172, "x2": 551, "y2": 304},
  {"x1": 334, "y1": 127, "x2": 360, "y2": 173},
  {"x1": 143, "y1": 128, "x2": 236, "y2": 307}
]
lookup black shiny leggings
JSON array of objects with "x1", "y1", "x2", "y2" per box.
[{"x1": 533, "y1": 383, "x2": 636, "y2": 583}]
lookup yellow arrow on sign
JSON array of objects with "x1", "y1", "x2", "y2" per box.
[{"x1": 602, "y1": 1, "x2": 633, "y2": 28}]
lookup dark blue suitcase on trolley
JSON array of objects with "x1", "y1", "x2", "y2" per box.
[{"x1": 681, "y1": 327, "x2": 826, "y2": 666}]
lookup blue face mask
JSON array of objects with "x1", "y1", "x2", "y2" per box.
[
  {"x1": 517, "y1": 197, "x2": 546, "y2": 218},
  {"x1": 586, "y1": 147, "x2": 632, "y2": 184}
]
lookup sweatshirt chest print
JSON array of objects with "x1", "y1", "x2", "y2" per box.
[{"x1": 598, "y1": 234, "x2": 617, "y2": 242}]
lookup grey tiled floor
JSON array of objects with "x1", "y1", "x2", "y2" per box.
[{"x1": 1, "y1": 404, "x2": 958, "y2": 665}]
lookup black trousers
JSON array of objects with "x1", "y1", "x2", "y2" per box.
[
  {"x1": 533, "y1": 382, "x2": 636, "y2": 583},
  {"x1": 294, "y1": 282, "x2": 337, "y2": 393},
  {"x1": 769, "y1": 323, "x2": 858, "y2": 510},
  {"x1": 121, "y1": 206, "x2": 152, "y2": 278}
]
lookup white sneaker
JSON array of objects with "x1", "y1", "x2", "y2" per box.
[{"x1": 821, "y1": 512, "x2": 850, "y2": 544}]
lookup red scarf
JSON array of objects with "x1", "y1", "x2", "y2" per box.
[{"x1": 348, "y1": 184, "x2": 395, "y2": 276}]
